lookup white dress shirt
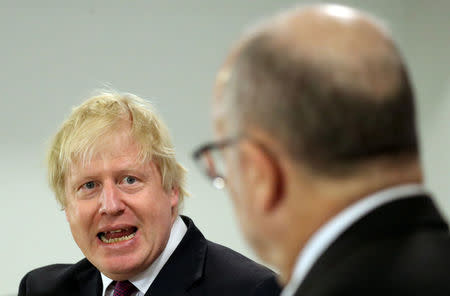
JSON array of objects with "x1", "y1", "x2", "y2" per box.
[
  {"x1": 101, "y1": 215, "x2": 188, "y2": 296},
  {"x1": 281, "y1": 184, "x2": 427, "y2": 296}
]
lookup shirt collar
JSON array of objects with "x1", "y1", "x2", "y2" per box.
[
  {"x1": 281, "y1": 183, "x2": 427, "y2": 296},
  {"x1": 101, "y1": 215, "x2": 188, "y2": 295}
]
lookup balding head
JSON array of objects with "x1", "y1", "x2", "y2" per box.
[
  {"x1": 260, "y1": 4, "x2": 402, "y2": 99},
  {"x1": 214, "y1": 4, "x2": 418, "y2": 177},
  {"x1": 209, "y1": 5, "x2": 422, "y2": 282}
]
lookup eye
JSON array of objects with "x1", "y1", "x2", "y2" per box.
[
  {"x1": 123, "y1": 176, "x2": 137, "y2": 185},
  {"x1": 82, "y1": 181, "x2": 96, "y2": 190}
]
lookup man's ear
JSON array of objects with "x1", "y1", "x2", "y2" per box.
[
  {"x1": 240, "y1": 140, "x2": 284, "y2": 214},
  {"x1": 64, "y1": 203, "x2": 72, "y2": 222},
  {"x1": 169, "y1": 187, "x2": 180, "y2": 216}
]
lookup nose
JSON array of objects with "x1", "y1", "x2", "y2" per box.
[{"x1": 99, "y1": 180, "x2": 125, "y2": 216}]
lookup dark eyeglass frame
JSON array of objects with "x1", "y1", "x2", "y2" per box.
[
  {"x1": 192, "y1": 136, "x2": 241, "y2": 188},
  {"x1": 192, "y1": 135, "x2": 277, "y2": 189},
  {"x1": 192, "y1": 136, "x2": 241, "y2": 163}
]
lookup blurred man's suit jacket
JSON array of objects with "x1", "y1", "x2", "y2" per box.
[{"x1": 294, "y1": 194, "x2": 450, "y2": 296}]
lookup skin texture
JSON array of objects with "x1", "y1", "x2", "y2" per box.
[
  {"x1": 213, "y1": 4, "x2": 423, "y2": 285},
  {"x1": 64, "y1": 126, "x2": 179, "y2": 281}
]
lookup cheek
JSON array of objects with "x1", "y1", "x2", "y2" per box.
[
  {"x1": 65, "y1": 209, "x2": 85, "y2": 248},
  {"x1": 138, "y1": 191, "x2": 174, "y2": 222},
  {"x1": 227, "y1": 174, "x2": 251, "y2": 217},
  {"x1": 65, "y1": 202, "x2": 95, "y2": 234},
  {"x1": 224, "y1": 150, "x2": 240, "y2": 187},
  {"x1": 225, "y1": 165, "x2": 258, "y2": 227},
  {"x1": 65, "y1": 203, "x2": 78, "y2": 225},
  {"x1": 227, "y1": 161, "x2": 249, "y2": 204}
]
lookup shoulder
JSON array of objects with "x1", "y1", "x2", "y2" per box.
[
  {"x1": 178, "y1": 215, "x2": 280, "y2": 295},
  {"x1": 205, "y1": 240, "x2": 272, "y2": 276},
  {"x1": 307, "y1": 232, "x2": 450, "y2": 296},
  {"x1": 18, "y1": 258, "x2": 97, "y2": 296},
  {"x1": 202, "y1": 240, "x2": 281, "y2": 295}
]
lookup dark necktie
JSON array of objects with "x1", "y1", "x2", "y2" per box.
[{"x1": 113, "y1": 280, "x2": 138, "y2": 296}]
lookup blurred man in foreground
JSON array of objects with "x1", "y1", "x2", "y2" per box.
[
  {"x1": 19, "y1": 92, "x2": 280, "y2": 296},
  {"x1": 194, "y1": 4, "x2": 450, "y2": 296}
]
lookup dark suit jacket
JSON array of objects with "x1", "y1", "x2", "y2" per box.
[
  {"x1": 19, "y1": 216, "x2": 280, "y2": 296},
  {"x1": 294, "y1": 195, "x2": 450, "y2": 296}
]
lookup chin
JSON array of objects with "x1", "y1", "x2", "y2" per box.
[{"x1": 98, "y1": 257, "x2": 146, "y2": 280}]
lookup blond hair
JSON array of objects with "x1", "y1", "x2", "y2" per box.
[{"x1": 48, "y1": 91, "x2": 188, "y2": 208}]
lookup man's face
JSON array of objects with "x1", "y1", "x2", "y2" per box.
[
  {"x1": 212, "y1": 94, "x2": 260, "y2": 252},
  {"x1": 64, "y1": 129, "x2": 178, "y2": 280}
]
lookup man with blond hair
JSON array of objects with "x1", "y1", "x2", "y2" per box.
[
  {"x1": 194, "y1": 4, "x2": 450, "y2": 296},
  {"x1": 19, "y1": 92, "x2": 280, "y2": 296}
]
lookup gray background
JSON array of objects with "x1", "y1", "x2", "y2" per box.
[{"x1": 1, "y1": 1, "x2": 449, "y2": 295}]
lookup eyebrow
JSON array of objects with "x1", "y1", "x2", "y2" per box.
[
  {"x1": 67, "y1": 175, "x2": 98, "y2": 190},
  {"x1": 69, "y1": 166, "x2": 151, "y2": 183}
]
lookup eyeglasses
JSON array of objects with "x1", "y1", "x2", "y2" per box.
[
  {"x1": 193, "y1": 135, "x2": 277, "y2": 190},
  {"x1": 192, "y1": 136, "x2": 241, "y2": 189}
]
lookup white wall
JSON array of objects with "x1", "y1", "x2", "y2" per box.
[{"x1": 1, "y1": 1, "x2": 449, "y2": 294}]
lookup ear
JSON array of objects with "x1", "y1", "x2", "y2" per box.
[
  {"x1": 240, "y1": 140, "x2": 284, "y2": 214},
  {"x1": 64, "y1": 208, "x2": 70, "y2": 222},
  {"x1": 64, "y1": 203, "x2": 74, "y2": 223},
  {"x1": 169, "y1": 187, "x2": 180, "y2": 216}
]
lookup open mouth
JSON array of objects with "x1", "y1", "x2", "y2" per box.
[{"x1": 97, "y1": 227, "x2": 138, "y2": 244}]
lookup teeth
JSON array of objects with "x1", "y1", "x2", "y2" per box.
[
  {"x1": 109, "y1": 229, "x2": 123, "y2": 233},
  {"x1": 100, "y1": 231, "x2": 136, "y2": 244}
]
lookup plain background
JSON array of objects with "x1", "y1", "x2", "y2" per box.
[{"x1": 1, "y1": 1, "x2": 449, "y2": 294}]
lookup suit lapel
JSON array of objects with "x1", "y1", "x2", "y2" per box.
[
  {"x1": 145, "y1": 216, "x2": 207, "y2": 296},
  {"x1": 295, "y1": 195, "x2": 448, "y2": 296},
  {"x1": 75, "y1": 259, "x2": 103, "y2": 296}
]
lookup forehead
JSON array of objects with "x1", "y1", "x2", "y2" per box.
[
  {"x1": 213, "y1": 40, "x2": 245, "y2": 134},
  {"x1": 212, "y1": 97, "x2": 229, "y2": 139},
  {"x1": 212, "y1": 65, "x2": 235, "y2": 137},
  {"x1": 67, "y1": 130, "x2": 144, "y2": 176}
]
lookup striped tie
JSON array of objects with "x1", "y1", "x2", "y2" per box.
[{"x1": 113, "y1": 280, "x2": 137, "y2": 296}]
